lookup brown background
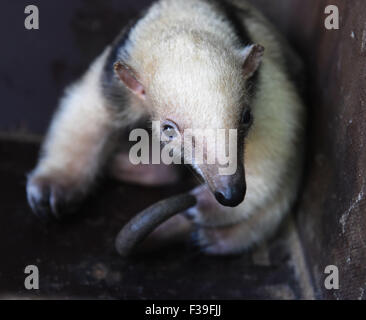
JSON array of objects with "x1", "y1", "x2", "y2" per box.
[
  {"x1": 0, "y1": 0, "x2": 365, "y2": 299},
  {"x1": 252, "y1": 0, "x2": 366, "y2": 299}
]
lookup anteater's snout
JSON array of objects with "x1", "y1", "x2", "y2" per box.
[{"x1": 214, "y1": 176, "x2": 246, "y2": 207}]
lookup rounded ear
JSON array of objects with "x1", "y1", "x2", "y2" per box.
[
  {"x1": 241, "y1": 44, "x2": 264, "y2": 79},
  {"x1": 114, "y1": 61, "x2": 146, "y2": 100}
]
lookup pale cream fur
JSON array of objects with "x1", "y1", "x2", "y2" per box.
[
  {"x1": 27, "y1": 48, "x2": 124, "y2": 217},
  {"x1": 121, "y1": 0, "x2": 305, "y2": 253},
  {"x1": 27, "y1": 0, "x2": 305, "y2": 254},
  {"x1": 29, "y1": 49, "x2": 113, "y2": 190}
]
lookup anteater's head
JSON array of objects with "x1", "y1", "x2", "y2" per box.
[{"x1": 114, "y1": 37, "x2": 264, "y2": 207}]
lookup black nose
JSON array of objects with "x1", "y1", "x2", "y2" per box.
[{"x1": 214, "y1": 184, "x2": 246, "y2": 207}]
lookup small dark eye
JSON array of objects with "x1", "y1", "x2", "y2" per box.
[
  {"x1": 242, "y1": 110, "x2": 252, "y2": 125},
  {"x1": 162, "y1": 123, "x2": 178, "y2": 140}
]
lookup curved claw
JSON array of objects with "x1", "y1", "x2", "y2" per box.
[{"x1": 26, "y1": 173, "x2": 82, "y2": 221}]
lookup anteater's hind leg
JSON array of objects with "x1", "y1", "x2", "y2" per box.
[{"x1": 185, "y1": 185, "x2": 289, "y2": 255}]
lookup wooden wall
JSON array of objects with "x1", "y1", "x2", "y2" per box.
[{"x1": 249, "y1": 0, "x2": 366, "y2": 299}]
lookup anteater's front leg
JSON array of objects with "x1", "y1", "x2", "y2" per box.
[{"x1": 27, "y1": 50, "x2": 120, "y2": 219}]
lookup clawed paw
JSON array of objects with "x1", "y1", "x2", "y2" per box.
[
  {"x1": 26, "y1": 172, "x2": 84, "y2": 220},
  {"x1": 191, "y1": 225, "x2": 242, "y2": 256}
]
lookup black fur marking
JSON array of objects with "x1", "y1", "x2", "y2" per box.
[
  {"x1": 103, "y1": 18, "x2": 137, "y2": 85},
  {"x1": 211, "y1": 1, "x2": 261, "y2": 106},
  {"x1": 101, "y1": 7, "x2": 150, "y2": 108},
  {"x1": 211, "y1": 0, "x2": 253, "y2": 47},
  {"x1": 101, "y1": 18, "x2": 138, "y2": 106},
  {"x1": 246, "y1": 66, "x2": 260, "y2": 100}
]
